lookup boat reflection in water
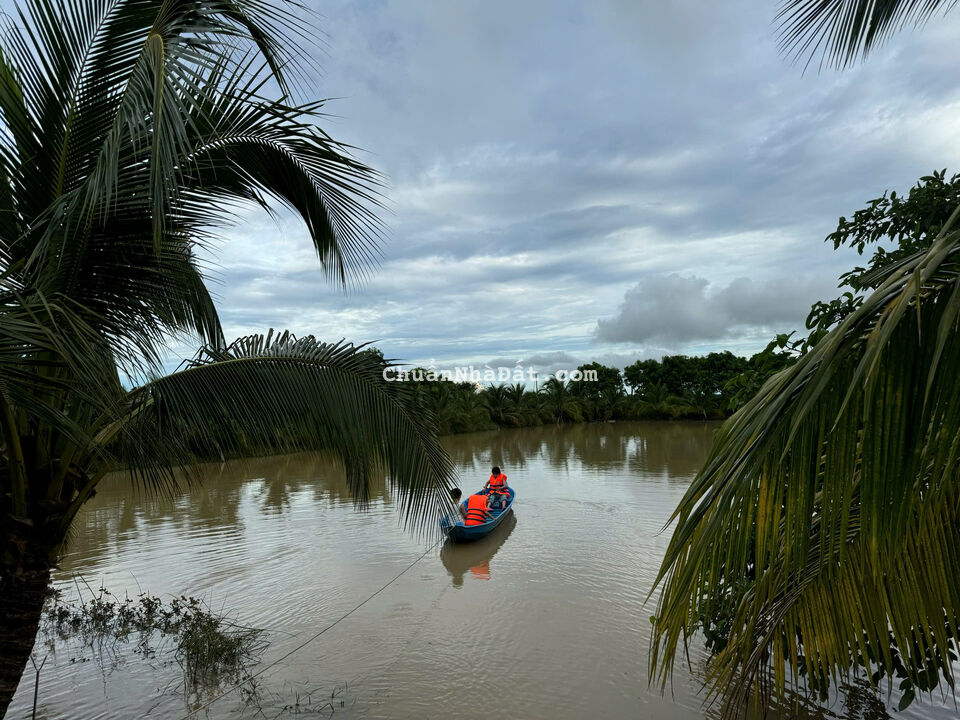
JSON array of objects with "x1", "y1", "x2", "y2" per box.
[{"x1": 440, "y1": 511, "x2": 517, "y2": 588}]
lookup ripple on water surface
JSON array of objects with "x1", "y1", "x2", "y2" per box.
[{"x1": 13, "y1": 421, "x2": 948, "y2": 720}]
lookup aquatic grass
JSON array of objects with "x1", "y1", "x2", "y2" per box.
[
  {"x1": 41, "y1": 586, "x2": 267, "y2": 693},
  {"x1": 237, "y1": 680, "x2": 356, "y2": 717}
]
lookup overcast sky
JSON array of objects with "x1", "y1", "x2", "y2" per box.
[{"x1": 206, "y1": 0, "x2": 960, "y2": 374}]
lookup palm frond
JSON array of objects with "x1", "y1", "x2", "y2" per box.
[
  {"x1": 181, "y1": 55, "x2": 385, "y2": 285},
  {"x1": 776, "y1": 0, "x2": 959, "y2": 69},
  {"x1": 0, "y1": 0, "x2": 381, "y2": 378},
  {"x1": 97, "y1": 332, "x2": 456, "y2": 534},
  {"x1": 0, "y1": 287, "x2": 130, "y2": 455},
  {"x1": 651, "y1": 211, "x2": 960, "y2": 716}
]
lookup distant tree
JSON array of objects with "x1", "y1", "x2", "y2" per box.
[
  {"x1": 570, "y1": 363, "x2": 624, "y2": 421},
  {"x1": 725, "y1": 336, "x2": 799, "y2": 411},
  {"x1": 638, "y1": 383, "x2": 672, "y2": 414},
  {"x1": 699, "y1": 352, "x2": 749, "y2": 398},
  {"x1": 624, "y1": 359, "x2": 663, "y2": 396},
  {"x1": 453, "y1": 385, "x2": 494, "y2": 433},
  {"x1": 483, "y1": 384, "x2": 519, "y2": 427},
  {"x1": 539, "y1": 378, "x2": 582, "y2": 424},
  {"x1": 626, "y1": 353, "x2": 746, "y2": 410},
  {"x1": 504, "y1": 383, "x2": 543, "y2": 426},
  {"x1": 572, "y1": 362, "x2": 624, "y2": 400},
  {"x1": 505, "y1": 383, "x2": 526, "y2": 406}
]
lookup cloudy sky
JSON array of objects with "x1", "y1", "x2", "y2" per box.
[{"x1": 206, "y1": 0, "x2": 960, "y2": 374}]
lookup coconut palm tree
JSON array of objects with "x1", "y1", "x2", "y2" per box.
[
  {"x1": 504, "y1": 382, "x2": 545, "y2": 426},
  {"x1": 635, "y1": 382, "x2": 671, "y2": 418},
  {"x1": 539, "y1": 378, "x2": 582, "y2": 424},
  {"x1": 420, "y1": 381, "x2": 462, "y2": 436},
  {"x1": 505, "y1": 382, "x2": 525, "y2": 419},
  {"x1": 483, "y1": 383, "x2": 519, "y2": 427},
  {"x1": 452, "y1": 383, "x2": 492, "y2": 433},
  {"x1": 0, "y1": 1, "x2": 454, "y2": 712},
  {"x1": 651, "y1": 214, "x2": 960, "y2": 716}
]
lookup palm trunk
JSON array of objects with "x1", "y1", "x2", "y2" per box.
[{"x1": 0, "y1": 565, "x2": 51, "y2": 718}]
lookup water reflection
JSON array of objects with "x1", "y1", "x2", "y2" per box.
[
  {"x1": 444, "y1": 420, "x2": 718, "y2": 480},
  {"x1": 440, "y1": 512, "x2": 517, "y2": 587},
  {"x1": 66, "y1": 452, "x2": 391, "y2": 571},
  {"x1": 17, "y1": 421, "x2": 741, "y2": 720},
  {"x1": 63, "y1": 423, "x2": 721, "y2": 617}
]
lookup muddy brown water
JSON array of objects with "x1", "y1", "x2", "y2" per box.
[{"x1": 8, "y1": 422, "x2": 951, "y2": 719}]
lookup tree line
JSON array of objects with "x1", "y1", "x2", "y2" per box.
[{"x1": 399, "y1": 348, "x2": 796, "y2": 435}]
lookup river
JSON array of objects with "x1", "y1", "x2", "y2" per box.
[{"x1": 8, "y1": 421, "x2": 945, "y2": 719}]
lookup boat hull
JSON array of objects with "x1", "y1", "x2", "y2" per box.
[{"x1": 441, "y1": 488, "x2": 515, "y2": 543}]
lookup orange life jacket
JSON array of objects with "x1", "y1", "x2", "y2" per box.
[
  {"x1": 488, "y1": 473, "x2": 508, "y2": 494},
  {"x1": 465, "y1": 494, "x2": 492, "y2": 526}
]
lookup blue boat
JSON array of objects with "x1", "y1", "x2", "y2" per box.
[{"x1": 441, "y1": 488, "x2": 516, "y2": 542}]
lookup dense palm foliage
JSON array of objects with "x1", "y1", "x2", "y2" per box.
[
  {"x1": 650, "y1": 173, "x2": 960, "y2": 714},
  {"x1": 394, "y1": 352, "x2": 792, "y2": 437},
  {"x1": 650, "y1": 5, "x2": 960, "y2": 711},
  {"x1": 651, "y1": 208, "x2": 960, "y2": 716},
  {"x1": 0, "y1": 0, "x2": 454, "y2": 712}
]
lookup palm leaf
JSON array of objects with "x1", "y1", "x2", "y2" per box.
[
  {"x1": 0, "y1": 0, "x2": 381, "y2": 380},
  {"x1": 0, "y1": 1, "x2": 444, "y2": 536},
  {"x1": 89, "y1": 332, "x2": 456, "y2": 534},
  {"x1": 776, "y1": 0, "x2": 959, "y2": 69},
  {"x1": 651, "y1": 211, "x2": 960, "y2": 716}
]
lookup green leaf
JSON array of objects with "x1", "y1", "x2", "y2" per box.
[{"x1": 898, "y1": 687, "x2": 916, "y2": 711}]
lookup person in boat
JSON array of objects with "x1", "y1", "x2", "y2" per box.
[
  {"x1": 449, "y1": 487, "x2": 467, "y2": 521},
  {"x1": 464, "y1": 492, "x2": 495, "y2": 525},
  {"x1": 484, "y1": 466, "x2": 510, "y2": 510}
]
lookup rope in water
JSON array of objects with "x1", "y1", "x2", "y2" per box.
[{"x1": 176, "y1": 538, "x2": 441, "y2": 719}]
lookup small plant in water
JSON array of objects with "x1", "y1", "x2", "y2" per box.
[
  {"x1": 41, "y1": 585, "x2": 266, "y2": 695},
  {"x1": 238, "y1": 680, "x2": 356, "y2": 717}
]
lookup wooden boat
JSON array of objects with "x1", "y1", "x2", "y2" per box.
[{"x1": 441, "y1": 488, "x2": 516, "y2": 543}]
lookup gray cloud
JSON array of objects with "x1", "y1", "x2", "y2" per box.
[
  {"x1": 595, "y1": 273, "x2": 836, "y2": 345},
  {"x1": 54, "y1": 0, "x2": 959, "y2": 366}
]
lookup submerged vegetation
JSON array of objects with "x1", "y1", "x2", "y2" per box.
[
  {"x1": 37, "y1": 584, "x2": 361, "y2": 717},
  {"x1": 41, "y1": 587, "x2": 266, "y2": 693}
]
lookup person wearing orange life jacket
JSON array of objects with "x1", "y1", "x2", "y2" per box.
[
  {"x1": 484, "y1": 465, "x2": 510, "y2": 510},
  {"x1": 464, "y1": 493, "x2": 494, "y2": 526}
]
